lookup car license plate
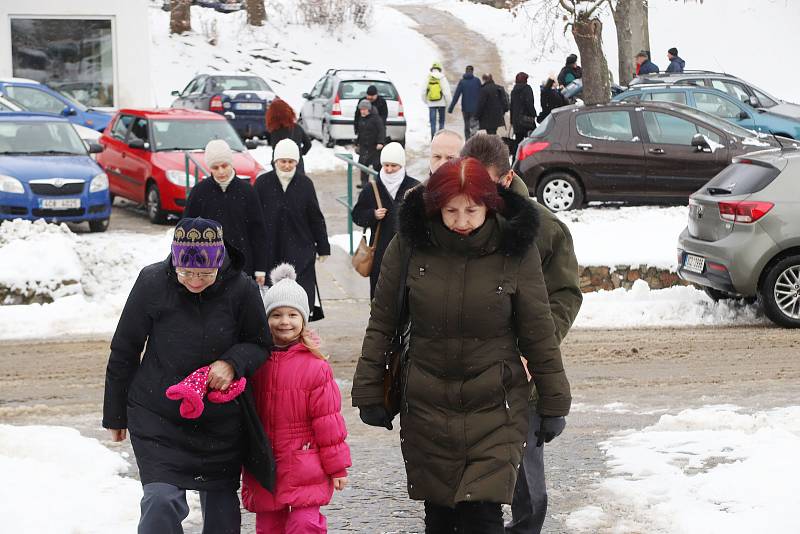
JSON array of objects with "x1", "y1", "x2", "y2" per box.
[
  {"x1": 684, "y1": 254, "x2": 705, "y2": 273},
  {"x1": 39, "y1": 198, "x2": 81, "y2": 209},
  {"x1": 236, "y1": 103, "x2": 262, "y2": 111}
]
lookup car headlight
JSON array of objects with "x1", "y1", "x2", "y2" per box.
[
  {"x1": 0, "y1": 175, "x2": 24, "y2": 194},
  {"x1": 89, "y1": 172, "x2": 109, "y2": 192},
  {"x1": 166, "y1": 170, "x2": 197, "y2": 187}
]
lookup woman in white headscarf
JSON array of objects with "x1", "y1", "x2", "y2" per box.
[{"x1": 351, "y1": 142, "x2": 420, "y2": 298}]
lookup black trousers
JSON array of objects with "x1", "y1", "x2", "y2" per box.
[
  {"x1": 358, "y1": 148, "x2": 380, "y2": 185},
  {"x1": 424, "y1": 501, "x2": 504, "y2": 534}
]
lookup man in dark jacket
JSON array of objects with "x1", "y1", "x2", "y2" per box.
[
  {"x1": 183, "y1": 139, "x2": 269, "y2": 285},
  {"x1": 510, "y1": 72, "x2": 538, "y2": 158},
  {"x1": 557, "y1": 54, "x2": 582, "y2": 88},
  {"x1": 448, "y1": 65, "x2": 482, "y2": 139},
  {"x1": 355, "y1": 100, "x2": 385, "y2": 187},
  {"x1": 460, "y1": 134, "x2": 582, "y2": 534},
  {"x1": 103, "y1": 217, "x2": 272, "y2": 534},
  {"x1": 353, "y1": 85, "x2": 388, "y2": 135},
  {"x1": 666, "y1": 47, "x2": 685, "y2": 73},
  {"x1": 636, "y1": 50, "x2": 660, "y2": 75},
  {"x1": 476, "y1": 73, "x2": 508, "y2": 135}
]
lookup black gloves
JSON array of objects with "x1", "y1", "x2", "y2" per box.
[
  {"x1": 359, "y1": 404, "x2": 394, "y2": 430},
  {"x1": 535, "y1": 415, "x2": 566, "y2": 447}
]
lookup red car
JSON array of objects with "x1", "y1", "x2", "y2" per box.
[{"x1": 98, "y1": 108, "x2": 263, "y2": 223}]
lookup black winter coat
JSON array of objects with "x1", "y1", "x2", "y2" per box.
[
  {"x1": 557, "y1": 65, "x2": 583, "y2": 87},
  {"x1": 183, "y1": 175, "x2": 269, "y2": 276},
  {"x1": 538, "y1": 87, "x2": 569, "y2": 122},
  {"x1": 255, "y1": 170, "x2": 330, "y2": 311},
  {"x1": 353, "y1": 96, "x2": 388, "y2": 133},
  {"x1": 102, "y1": 251, "x2": 271, "y2": 491},
  {"x1": 510, "y1": 83, "x2": 537, "y2": 133},
  {"x1": 268, "y1": 125, "x2": 312, "y2": 174},
  {"x1": 476, "y1": 82, "x2": 508, "y2": 131},
  {"x1": 356, "y1": 111, "x2": 386, "y2": 151},
  {"x1": 351, "y1": 174, "x2": 420, "y2": 298}
]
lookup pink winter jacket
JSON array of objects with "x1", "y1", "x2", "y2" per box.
[{"x1": 242, "y1": 342, "x2": 351, "y2": 511}]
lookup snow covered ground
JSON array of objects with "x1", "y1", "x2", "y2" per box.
[{"x1": 566, "y1": 405, "x2": 800, "y2": 534}]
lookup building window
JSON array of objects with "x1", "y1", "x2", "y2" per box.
[{"x1": 10, "y1": 18, "x2": 114, "y2": 107}]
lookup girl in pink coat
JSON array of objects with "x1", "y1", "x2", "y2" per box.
[{"x1": 243, "y1": 263, "x2": 351, "y2": 533}]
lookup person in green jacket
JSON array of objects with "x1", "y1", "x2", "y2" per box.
[
  {"x1": 460, "y1": 133, "x2": 582, "y2": 533},
  {"x1": 352, "y1": 157, "x2": 571, "y2": 533}
]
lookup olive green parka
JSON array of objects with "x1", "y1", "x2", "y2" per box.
[{"x1": 351, "y1": 184, "x2": 571, "y2": 507}]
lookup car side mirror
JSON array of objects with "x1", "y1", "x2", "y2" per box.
[
  {"x1": 87, "y1": 142, "x2": 105, "y2": 154},
  {"x1": 738, "y1": 111, "x2": 750, "y2": 120},
  {"x1": 128, "y1": 139, "x2": 146, "y2": 150},
  {"x1": 62, "y1": 106, "x2": 77, "y2": 117},
  {"x1": 691, "y1": 133, "x2": 711, "y2": 152},
  {"x1": 171, "y1": 90, "x2": 180, "y2": 97},
  {"x1": 244, "y1": 139, "x2": 259, "y2": 149},
  {"x1": 748, "y1": 95, "x2": 759, "y2": 108},
  {"x1": 302, "y1": 92, "x2": 311, "y2": 100}
]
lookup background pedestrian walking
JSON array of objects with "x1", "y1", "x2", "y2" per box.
[
  {"x1": 666, "y1": 47, "x2": 685, "y2": 73},
  {"x1": 636, "y1": 50, "x2": 660, "y2": 75},
  {"x1": 476, "y1": 73, "x2": 508, "y2": 135},
  {"x1": 422, "y1": 61, "x2": 452, "y2": 138},
  {"x1": 510, "y1": 72, "x2": 538, "y2": 159},
  {"x1": 353, "y1": 85, "x2": 388, "y2": 135},
  {"x1": 557, "y1": 54, "x2": 582, "y2": 88},
  {"x1": 448, "y1": 65, "x2": 482, "y2": 139},
  {"x1": 355, "y1": 100, "x2": 385, "y2": 188}
]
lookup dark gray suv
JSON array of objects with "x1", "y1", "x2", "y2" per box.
[{"x1": 677, "y1": 144, "x2": 800, "y2": 327}]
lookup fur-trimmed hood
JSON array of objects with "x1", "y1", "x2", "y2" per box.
[{"x1": 398, "y1": 184, "x2": 540, "y2": 256}]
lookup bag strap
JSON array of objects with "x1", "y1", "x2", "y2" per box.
[
  {"x1": 370, "y1": 179, "x2": 383, "y2": 245},
  {"x1": 395, "y1": 243, "x2": 414, "y2": 335}
]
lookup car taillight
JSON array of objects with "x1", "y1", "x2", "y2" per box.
[
  {"x1": 518, "y1": 141, "x2": 550, "y2": 161},
  {"x1": 718, "y1": 201, "x2": 774, "y2": 223},
  {"x1": 332, "y1": 93, "x2": 341, "y2": 116},
  {"x1": 397, "y1": 95, "x2": 404, "y2": 117},
  {"x1": 209, "y1": 95, "x2": 224, "y2": 111}
]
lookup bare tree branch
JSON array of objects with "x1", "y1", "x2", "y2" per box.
[{"x1": 559, "y1": 0, "x2": 576, "y2": 15}]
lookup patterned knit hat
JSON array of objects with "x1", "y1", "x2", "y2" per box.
[
  {"x1": 262, "y1": 263, "x2": 310, "y2": 324},
  {"x1": 171, "y1": 217, "x2": 225, "y2": 269}
]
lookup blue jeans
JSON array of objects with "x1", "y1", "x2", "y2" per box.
[
  {"x1": 506, "y1": 412, "x2": 547, "y2": 534},
  {"x1": 429, "y1": 106, "x2": 446, "y2": 137}
]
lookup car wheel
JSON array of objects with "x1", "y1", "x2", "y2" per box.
[
  {"x1": 322, "y1": 121, "x2": 335, "y2": 148},
  {"x1": 146, "y1": 183, "x2": 168, "y2": 224},
  {"x1": 535, "y1": 173, "x2": 584, "y2": 212},
  {"x1": 88, "y1": 218, "x2": 109, "y2": 233},
  {"x1": 760, "y1": 254, "x2": 800, "y2": 327}
]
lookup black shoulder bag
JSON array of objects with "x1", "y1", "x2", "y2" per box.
[{"x1": 382, "y1": 245, "x2": 413, "y2": 418}]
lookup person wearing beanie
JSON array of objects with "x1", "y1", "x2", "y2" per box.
[
  {"x1": 254, "y1": 141, "x2": 330, "y2": 321},
  {"x1": 666, "y1": 47, "x2": 685, "y2": 73},
  {"x1": 243, "y1": 263, "x2": 351, "y2": 533},
  {"x1": 355, "y1": 99, "x2": 386, "y2": 188},
  {"x1": 266, "y1": 98, "x2": 312, "y2": 175},
  {"x1": 423, "y1": 60, "x2": 453, "y2": 138},
  {"x1": 449, "y1": 65, "x2": 482, "y2": 139},
  {"x1": 557, "y1": 54, "x2": 583, "y2": 88},
  {"x1": 510, "y1": 71, "x2": 538, "y2": 155},
  {"x1": 635, "y1": 49, "x2": 660, "y2": 76},
  {"x1": 103, "y1": 216, "x2": 272, "y2": 534},
  {"x1": 351, "y1": 141, "x2": 420, "y2": 297},
  {"x1": 353, "y1": 84, "x2": 388, "y2": 135},
  {"x1": 183, "y1": 139, "x2": 269, "y2": 285}
]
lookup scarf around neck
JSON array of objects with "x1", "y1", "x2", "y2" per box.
[
  {"x1": 380, "y1": 167, "x2": 405, "y2": 200},
  {"x1": 275, "y1": 168, "x2": 297, "y2": 192},
  {"x1": 213, "y1": 167, "x2": 236, "y2": 192}
]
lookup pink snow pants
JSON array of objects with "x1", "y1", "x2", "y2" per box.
[{"x1": 256, "y1": 507, "x2": 327, "y2": 534}]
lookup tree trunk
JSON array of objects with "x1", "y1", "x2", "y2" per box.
[
  {"x1": 170, "y1": 0, "x2": 192, "y2": 34},
  {"x1": 613, "y1": 0, "x2": 650, "y2": 85},
  {"x1": 246, "y1": 0, "x2": 267, "y2": 26},
  {"x1": 572, "y1": 17, "x2": 611, "y2": 105}
]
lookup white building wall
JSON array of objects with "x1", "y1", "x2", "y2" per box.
[{"x1": 0, "y1": 0, "x2": 153, "y2": 108}]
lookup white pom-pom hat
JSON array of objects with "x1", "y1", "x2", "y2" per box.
[{"x1": 262, "y1": 263, "x2": 310, "y2": 323}]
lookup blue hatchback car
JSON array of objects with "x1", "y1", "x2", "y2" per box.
[
  {"x1": 0, "y1": 78, "x2": 113, "y2": 132},
  {"x1": 0, "y1": 113, "x2": 111, "y2": 232},
  {"x1": 614, "y1": 85, "x2": 800, "y2": 139}
]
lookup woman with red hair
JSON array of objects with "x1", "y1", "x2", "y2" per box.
[
  {"x1": 352, "y1": 157, "x2": 571, "y2": 533},
  {"x1": 266, "y1": 98, "x2": 312, "y2": 174}
]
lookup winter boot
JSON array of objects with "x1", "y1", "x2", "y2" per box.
[
  {"x1": 166, "y1": 366, "x2": 210, "y2": 419},
  {"x1": 207, "y1": 377, "x2": 247, "y2": 404}
]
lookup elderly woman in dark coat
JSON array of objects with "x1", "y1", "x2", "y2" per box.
[
  {"x1": 103, "y1": 217, "x2": 272, "y2": 534},
  {"x1": 352, "y1": 158, "x2": 571, "y2": 533}
]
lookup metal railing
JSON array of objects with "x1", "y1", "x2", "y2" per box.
[
  {"x1": 184, "y1": 152, "x2": 211, "y2": 199},
  {"x1": 334, "y1": 153, "x2": 378, "y2": 255}
]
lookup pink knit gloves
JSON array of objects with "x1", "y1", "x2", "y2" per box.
[{"x1": 165, "y1": 366, "x2": 247, "y2": 419}]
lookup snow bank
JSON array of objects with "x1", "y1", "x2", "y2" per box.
[{"x1": 567, "y1": 405, "x2": 800, "y2": 533}]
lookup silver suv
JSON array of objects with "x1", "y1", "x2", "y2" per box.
[
  {"x1": 299, "y1": 69, "x2": 406, "y2": 147},
  {"x1": 677, "y1": 145, "x2": 800, "y2": 327}
]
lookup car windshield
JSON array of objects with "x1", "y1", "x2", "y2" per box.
[
  {"x1": 57, "y1": 90, "x2": 89, "y2": 112},
  {"x1": 212, "y1": 76, "x2": 272, "y2": 92},
  {"x1": 671, "y1": 105, "x2": 758, "y2": 139},
  {"x1": 0, "y1": 120, "x2": 87, "y2": 155},
  {"x1": 338, "y1": 80, "x2": 398, "y2": 100},
  {"x1": 151, "y1": 119, "x2": 246, "y2": 152}
]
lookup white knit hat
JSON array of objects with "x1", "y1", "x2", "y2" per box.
[
  {"x1": 380, "y1": 142, "x2": 405, "y2": 167},
  {"x1": 204, "y1": 139, "x2": 233, "y2": 167},
  {"x1": 273, "y1": 139, "x2": 300, "y2": 162},
  {"x1": 262, "y1": 264, "x2": 310, "y2": 324}
]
